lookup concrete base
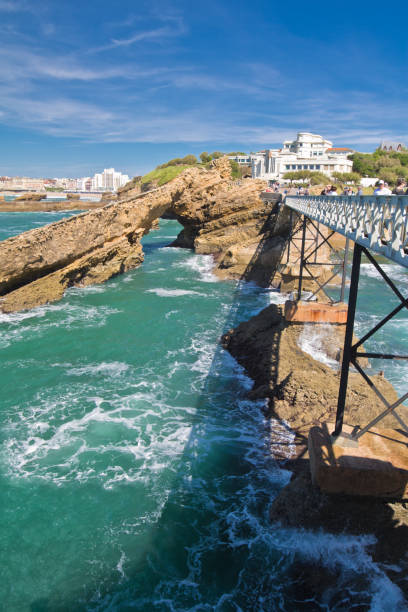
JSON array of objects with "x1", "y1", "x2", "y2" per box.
[
  {"x1": 284, "y1": 300, "x2": 348, "y2": 324},
  {"x1": 309, "y1": 423, "x2": 408, "y2": 498}
]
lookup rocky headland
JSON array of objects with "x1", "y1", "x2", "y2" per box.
[
  {"x1": 221, "y1": 305, "x2": 408, "y2": 597},
  {"x1": 0, "y1": 158, "x2": 292, "y2": 312}
]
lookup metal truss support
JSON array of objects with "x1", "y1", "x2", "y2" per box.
[
  {"x1": 287, "y1": 214, "x2": 349, "y2": 303},
  {"x1": 332, "y1": 244, "x2": 408, "y2": 440}
]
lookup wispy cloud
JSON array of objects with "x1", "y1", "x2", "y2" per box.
[
  {"x1": 0, "y1": 0, "x2": 32, "y2": 12},
  {"x1": 90, "y1": 14, "x2": 186, "y2": 53},
  {"x1": 0, "y1": 46, "x2": 164, "y2": 82},
  {"x1": 0, "y1": 8, "x2": 404, "y2": 152},
  {"x1": 111, "y1": 26, "x2": 174, "y2": 48},
  {"x1": 1, "y1": 83, "x2": 405, "y2": 149}
]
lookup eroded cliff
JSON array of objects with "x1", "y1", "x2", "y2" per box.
[{"x1": 0, "y1": 158, "x2": 291, "y2": 312}]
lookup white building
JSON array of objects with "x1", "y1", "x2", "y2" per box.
[
  {"x1": 90, "y1": 168, "x2": 129, "y2": 192},
  {"x1": 380, "y1": 141, "x2": 406, "y2": 152},
  {"x1": 251, "y1": 132, "x2": 354, "y2": 182},
  {"x1": 228, "y1": 154, "x2": 253, "y2": 165},
  {"x1": 77, "y1": 177, "x2": 91, "y2": 192}
]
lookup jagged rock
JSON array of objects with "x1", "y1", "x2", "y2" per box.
[
  {"x1": 0, "y1": 157, "x2": 328, "y2": 312},
  {"x1": 100, "y1": 192, "x2": 116, "y2": 203},
  {"x1": 221, "y1": 304, "x2": 399, "y2": 436},
  {"x1": 117, "y1": 176, "x2": 142, "y2": 196},
  {"x1": 14, "y1": 192, "x2": 44, "y2": 201},
  {"x1": 0, "y1": 158, "x2": 280, "y2": 312}
]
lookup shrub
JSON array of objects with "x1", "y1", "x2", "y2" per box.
[{"x1": 200, "y1": 152, "x2": 211, "y2": 163}]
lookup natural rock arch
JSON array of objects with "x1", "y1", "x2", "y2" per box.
[{"x1": 0, "y1": 158, "x2": 287, "y2": 313}]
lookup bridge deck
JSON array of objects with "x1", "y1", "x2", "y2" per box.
[{"x1": 284, "y1": 195, "x2": 408, "y2": 269}]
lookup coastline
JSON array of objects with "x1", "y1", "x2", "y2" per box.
[{"x1": 221, "y1": 301, "x2": 408, "y2": 598}]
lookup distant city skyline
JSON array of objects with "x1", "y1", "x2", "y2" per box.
[
  {"x1": 0, "y1": 1, "x2": 406, "y2": 176},
  {"x1": 0, "y1": 167, "x2": 130, "y2": 192}
]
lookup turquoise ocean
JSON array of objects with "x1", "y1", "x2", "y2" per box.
[{"x1": 0, "y1": 212, "x2": 407, "y2": 611}]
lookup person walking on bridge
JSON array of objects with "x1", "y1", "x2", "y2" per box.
[
  {"x1": 392, "y1": 178, "x2": 406, "y2": 195},
  {"x1": 374, "y1": 180, "x2": 392, "y2": 195}
]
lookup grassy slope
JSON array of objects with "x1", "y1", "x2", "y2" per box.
[{"x1": 141, "y1": 165, "x2": 199, "y2": 186}]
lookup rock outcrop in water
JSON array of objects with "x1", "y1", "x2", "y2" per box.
[
  {"x1": 0, "y1": 199, "x2": 104, "y2": 212},
  {"x1": 221, "y1": 305, "x2": 399, "y2": 438},
  {"x1": 221, "y1": 304, "x2": 408, "y2": 598},
  {"x1": 0, "y1": 158, "x2": 291, "y2": 312}
]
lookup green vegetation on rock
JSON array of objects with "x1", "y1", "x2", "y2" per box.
[
  {"x1": 141, "y1": 165, "x2": 195, "y2": 187},
  {"x1": 157, "y1": 154, "x2": 198, "y2": 169}
]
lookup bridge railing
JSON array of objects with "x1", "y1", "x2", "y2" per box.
[{"x1": 285, "y1": 195, "x2": 408, "y2": 269}]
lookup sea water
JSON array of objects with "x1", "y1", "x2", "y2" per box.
[{"x1": 0, "y1": 213, "x2": 406, "y2": 611}]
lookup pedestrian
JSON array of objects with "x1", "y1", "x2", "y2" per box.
[
  {"x1": 357, "y1": 185, "x2": 363, "y2": 196},
  {"x1": 392, "y1": 178, "x2": 406, "y2": 195},
  {"x1": 328, "y1": 184, "x2": 338, "y2": 195},
  {"x1": 374, "y1": 180, "x2": 392, "y2": 195}
]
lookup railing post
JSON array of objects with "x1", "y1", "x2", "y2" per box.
[
  {"x1": 340, "y1": 237, "x2": 350, "y2": 303},
  {"x1": 287, "y1": 209, "x2": 293, "y2": 264},
  {"x1": 297, "y1": 216, "x2": 307, "y2": 300},
  {"x1": 332, "y1": 243, "x2": 363, "y2": 437}
]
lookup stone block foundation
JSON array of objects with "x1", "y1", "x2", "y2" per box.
[
  {"x1": 284, "y1": 300, "x2": 348, "y2": 324},
  {"x1": 308, "y1": 423, "x2": 408, "y2": 498}
]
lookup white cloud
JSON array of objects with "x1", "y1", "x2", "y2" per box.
[
  {"x1": 90, "y1": 15, "x2": 186, "y2": 53},
  {"x1": 0, "y1": 0, "x2": 33, "y2": 12},
  {"x1": 0, "y1": 46, "x2": 165, "y2": 82},
  {"x1": 0, "y1": 29, "x2": 404, "y2": 150}
]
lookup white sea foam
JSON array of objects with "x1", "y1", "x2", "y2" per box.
[
  {"x1": 0, "y1": 303, "x2": 120, "y2": 347},
  {"x1": 360, "y1": 262, "x2": 408, "y2": 285},
  {"x1": 298, "y1": 323, "x2": 339, "y2": 369},
  {"x1": 68, "y1": 284, "x2": 107, "y2": 294},
  {"x1": 165, "y1": 309, "x2": 179, "y2": 319},
  {"x1": 268, "y1": 289, "x2": 288, "y2": 305},
  {"x1": 174, "y1": 254, "x2": 217, "y2": 283},
  {"x1": 67, "y1": 362, "x2": 131, "y2": 377},
  {"x1": 271, "y1": 528, "x2": 407, "y2": 610},
  {"x1": 146, "y1": 288, "x2": 204, "y2": 297},
  {"x1": 2, "y1": 383, "x2": 194, "y2": 490}
]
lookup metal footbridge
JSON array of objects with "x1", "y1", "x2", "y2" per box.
[{"x1": 283, "y1": 194, "x2": 408, "y2": 443}]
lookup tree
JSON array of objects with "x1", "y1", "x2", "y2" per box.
[
  {"x1": 211, "y1": 151, "x2": 224, "y2": 159},
  {"x1": 283, "y1": 170, "x2": 329, "y2": 184},
  {"x1": 200, "y1": 152, "x2": 211, "y2": 163},
  {"x1": 229, "y1": 160, "x2": 240, "y2": 179},
  {"x1": 309, "y1": 172, "x2": 330, "y2": 185},
  {"x1": 376, "y1": 156, "x2": 401, "y2": 169},
  {"x1": 350, "y1": 153, "x2": 377, "y2": 177},
  {"x1": 332, "y1": 171, "x2": 361, "y2": 184},
  {"x1": 181, "y1": 154, "x2": 198, "y2": 165},
  {"x1": 378, "y1": 169, "x2": 398, "y2": 185}
]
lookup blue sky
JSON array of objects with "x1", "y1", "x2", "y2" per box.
[{"x1": 0, "y1": 0, "x2": 406, "y2": 177}]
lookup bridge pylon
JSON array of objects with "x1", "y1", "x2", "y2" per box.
[{"x1": 283, "y1": 194, "x2": 408, "y2": 497}]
